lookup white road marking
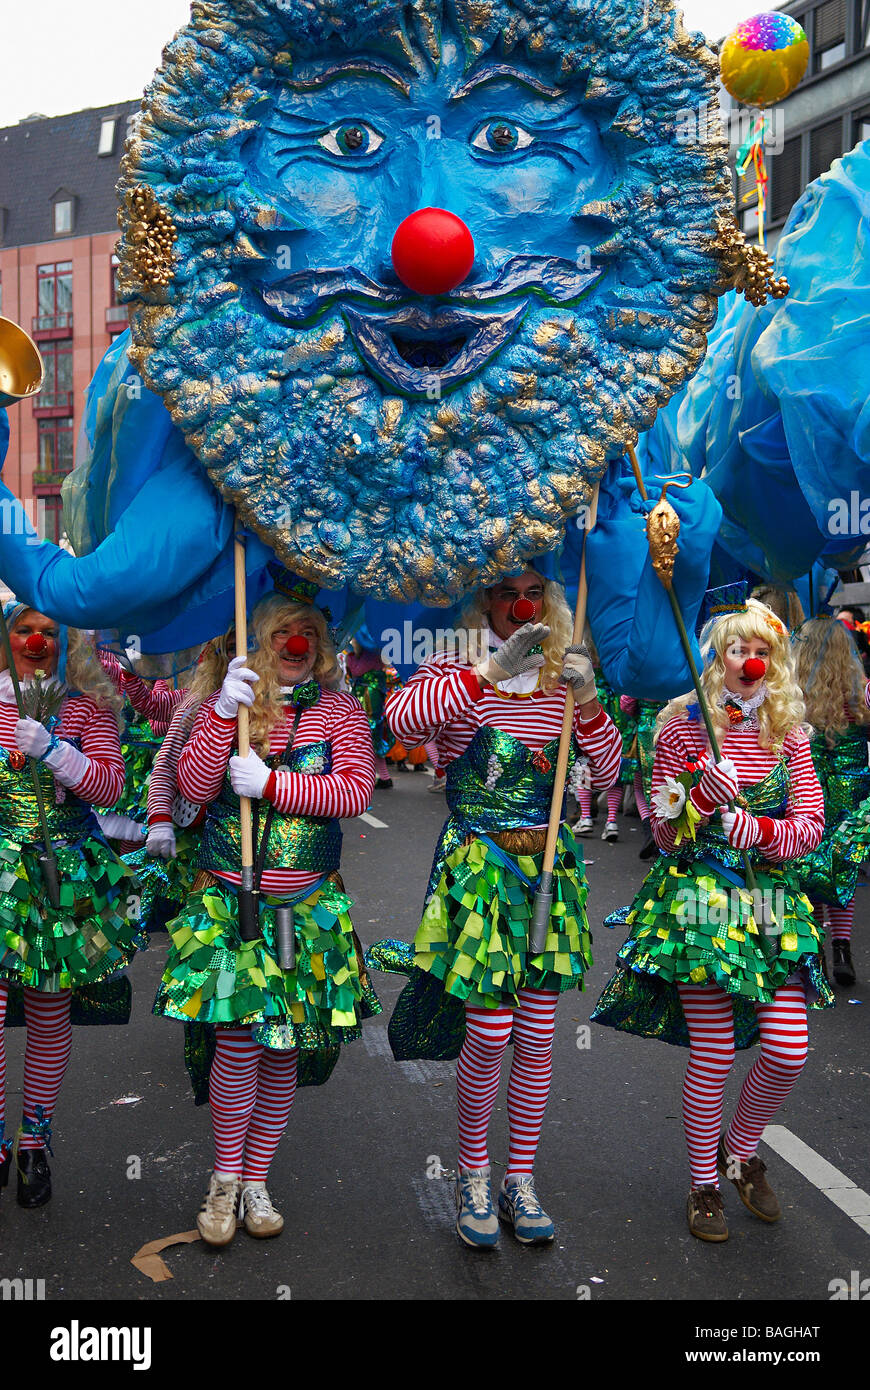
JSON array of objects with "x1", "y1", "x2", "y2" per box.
[
  {"x1": 359, "y1": 811, "x2": 388, "y2": 828},
  {"x1": 763, "y1": 1126, "x2": 870, "y2": 1235}
]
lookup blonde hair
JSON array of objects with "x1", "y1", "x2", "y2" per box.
[
  {"x1": 245, "y1": 594, "x2": 339, "y2": 755},
  {"x1": 792, "y1": 616, "x2": 870, "y2": 747},
  {"x1": 750, "y1": 584, "x2": 805, "y2": 630},
  {"x1": 187, "y1": 626, "x2": 235, "y2": 709},
  {"x1": 452, "y1": 576, "x2": 574, "y2": 693},
  {"x1": 656, "y1": 597, "x2": 806, "y2": 753},
  {"x1": 0, "y1": 611, "x2": 124, "y2": 727}
]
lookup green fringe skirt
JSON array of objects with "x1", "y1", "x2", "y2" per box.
[
  {"x1": 153, "y1": 876, "x2": 381, "y2": 1051},
  {"x1": 592, "y1": 856, "x2": 834, "y2": 1048},
  {"x1": 0, "y1": 832, "x2": 144, "y2": 993},
  {"x1": 415, "y1": 829, "x2": 591, "y2": 1009},
  {"x1": 123, "y1": 828, "x2": 200, "y2": 931}
]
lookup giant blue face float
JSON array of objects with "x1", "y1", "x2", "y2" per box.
[{"x1": 116, "y1": 0, "x2": 732, "y2": 604}]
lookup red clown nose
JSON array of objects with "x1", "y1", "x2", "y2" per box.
[
  {"x1": 284, "y1": 636, "x2": 310, "y2": 657},
  {"x1": 391, "y1": 209, "x2": 475, "y2": 296},
  {"x1": 23, "y1": 633, "x2": 49, "y2": 657},
  {"x1": 743, "y1": 657, "x2": 766, "y2": 680},
  {"x1": 511, "y1": 597, "x2": 537, "y2": 622}
]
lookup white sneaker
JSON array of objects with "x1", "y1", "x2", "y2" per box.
[
  {"x1": 239, "y1": 1182, "x2": 284, "y2": 1238},
  {"x1": 601, "y1": 821, "x2": 619, "y2": 841},
  {"x1": 572, "y1": 816, "x2": 594, "y2": 836},
  {"x1": 197, "y1": 1172, "x2": 241, "y2": 1247},
  {"x1": 427, "y1": 777, "x2": 447, "y2": 793}
]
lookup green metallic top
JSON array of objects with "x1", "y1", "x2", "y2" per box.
[
  {"x1": 0, "y1": 746, "x2": 97, "y2": 845},
  {"x1": 199, "y1": 739, "x2": 342, "y2": 876},
  {"x1": 674, "y1": 759, "x2": 790, "y2": 874}
]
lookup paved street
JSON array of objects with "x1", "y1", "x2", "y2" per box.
[{"x1": 1, "y1": 770, "x2": 868, "y2": 1305}]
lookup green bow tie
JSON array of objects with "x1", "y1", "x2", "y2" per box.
[{"x1": 281, "y1": 680, "x2": 320, "y2": 710}]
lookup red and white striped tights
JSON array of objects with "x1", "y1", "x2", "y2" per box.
[
  {"x1": 814, "y1": 900, "x2": 854, "y2": 942},
  {"x1": 0, "y1": 982, "x2": 72, "y2": 1150},
  {"x1": 456, "y1": 987, "x2": 559, "y2": 1175},
  {"x1": 209, "y1": 1028, "x2": 299, "y2": 1181},
  {"x1": 677, "y1": 980, "x2": 809, "y2": 1188},
  {"x1": 633, "y1": 769, "x2": 649, "y2": 822},
  {"x1": 576, "y1": 786, "x2": 623, "y2": 820}
]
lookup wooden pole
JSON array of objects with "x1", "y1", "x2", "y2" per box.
[
  {"x1": 233, "y1": 526, "x2": 260, "y2": 940},
  {"x1": 529, "y1": 482, "x2": 600, "y2": 955}
]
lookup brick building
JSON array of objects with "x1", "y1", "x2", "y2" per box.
[{"x1": 0, "y1": 100, "x2": 139, "y2": 542}]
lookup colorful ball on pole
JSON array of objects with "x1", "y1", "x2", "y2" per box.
[
  {"x1": 720, "y1": 13, "x2": 809, "y2": 107},
  {"x1": 391, "y1": 209, "x2": 475, "y2": 295}
]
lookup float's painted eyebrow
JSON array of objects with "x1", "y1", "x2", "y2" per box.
[
  {"x1": 286, "y1": 59, "x2": 411, "y2": 97},
  {"x1": 450, "y1": 65, "x2": 567, "y2": 101}
]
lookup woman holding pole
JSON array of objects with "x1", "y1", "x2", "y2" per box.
[
  {"x1": 383, "y1": 561, "x2": 621, "y2": 1249},
  {"x1": 593, "y1": 592, "x2": 832, "y2": 1242},
  {"x1": 153, "y1": 570, "x2": 379, "y2": 1247}
]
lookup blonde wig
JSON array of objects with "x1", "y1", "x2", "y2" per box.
[
  {"x1": 792, "y1": 616, "x2": 870, "y2": 747},
  {"x1": 0, "y1": 610, "x2": 124, "y2": 726},
  {"x1": 245, "y1": 594, "x2": 339, "y2": 755},
  {"x1": 656, "y1": 597, "x2": 806, "y2": 753},
  {"x1": 750, "y1": 584, "x2": 805, "y2": 630},
  {"x1": 452, "y1": 575, "x2": 574, "y2": 693}
]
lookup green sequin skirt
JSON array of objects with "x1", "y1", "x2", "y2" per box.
[
  {"x1": 592, "y1": 856, "x2": 834, "y2": 1048},
  {"x1": 414, "y1": 829, "x2": 591, "y2": 1009},
  {"x1": 0, "y1": 832, "x2": 145, "y2": 993},
  {"x1": 153, "y1": 877, "x2": 382, "y2": 1050}
]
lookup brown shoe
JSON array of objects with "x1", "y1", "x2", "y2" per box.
[
  {"x1": 687, "y1": 1186, "x2": 728, "y2": 1242},
  {"x1": 718, "y1": 1137, "x2": 781, "y2": 1222}
]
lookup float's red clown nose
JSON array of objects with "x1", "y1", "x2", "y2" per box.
[
  {"x1": 284, "y1": 636, "x2": 309, "y2": 657},
  {"x1": 391, "y1": 208, "x2": 475, "y2": 295},
  {"x1": 511, "y1": 597, "x2": 537, "y2": 622},
  {"x1": 743, "y1": 657, "x2": 766, "y2": 680},
  {"x1": 23, "y1": 633, "x2": 49, "y2": 657}
]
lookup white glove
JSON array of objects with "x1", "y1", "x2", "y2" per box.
[
  {"x1": 43, "y1": 739, "x2": 91, "y2": 791},
  {"x1": 229, "y1": 749, "x2": 272, "y2": 799},
  {"x1": 214, "y1": 655, "x2": 259, "y2": 719},
  {"x1": 14, "y1": 717, "x2": 51, "y2": 759},
  {"x1": 475, "y1": 623, "x2": 549, "y2": 686},
  {"x1": 721, "y1": 807, "x2": 765, "y2": 849},
  {"x1": 96, "y1": 811, "x2": 147, "y2": 843},
  {"x1": 146, "y1": 822, "x2": 178, "y2": 859},
  {"x1": 561, "y1": 644, "x2": 597, "y2": 704}
]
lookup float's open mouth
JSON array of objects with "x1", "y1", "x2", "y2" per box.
[{"x1": 342, "y1": 302, "x2": 528, "y2": 396}]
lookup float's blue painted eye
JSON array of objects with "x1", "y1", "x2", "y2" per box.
[
  {"x1": 318, "y1": 122, "x2": 384, "y2": 157},
  {"x1": 471, "y1": 121, "x2": 534, "y2": 154}
]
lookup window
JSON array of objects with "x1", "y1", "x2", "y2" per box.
[
  {"x1": 98, "y1": 118, "x2": 117, "y2": 156},
  {"x1": 40, "y1": 339, "x2": 73, "y2": 410},
  {"x1": 36, "y1": 262, "x2": 73, "y2": 330},
  {"x1": 854, "y1": 106, "x2": 870, "y2": 143},
  {"x1": 813, "y1": 0, "x2": 847, "y2": 70},
  {"x1": 771, "y1": 135, "x2": 803, "y2": 223},
  {"x1": 37, "y1": 418, "x2": 74, "y2": 475},
  {"x1": 40, "y1": 495, "x2": 65, "y2": 546},
  {"x1": 53, "y1": 200, "x2": 73, "y2": 236},
  {"x1": 110, "y1": 252, "x2": 121, "y2": 305},
  {"x1": 809, "y1": 117, "x2": 844, "y2": 181}
]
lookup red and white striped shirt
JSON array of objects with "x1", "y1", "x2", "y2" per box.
[
  {"x1": 650, "y1": 716, "x2": 824, "y2": 862},
  {"x1": 386, "y1": 653, "x2": 622, "y2": 812},
  {"x1": 0, "y1": 695, "x2": 125, "y2": 809},
  {"x1": 147, "y1": 693, "x2": 201, "y2": 825},
  {"x1": 98, "y1": 651, "x2": 186, "y2": 733},
  {"x1": 177, "y1": 689, "x2": 375, "y2": 892}
]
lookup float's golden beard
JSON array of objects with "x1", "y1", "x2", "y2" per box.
[{"x1": 141, "y1": 290, "x2": 649, "y2": 603}]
